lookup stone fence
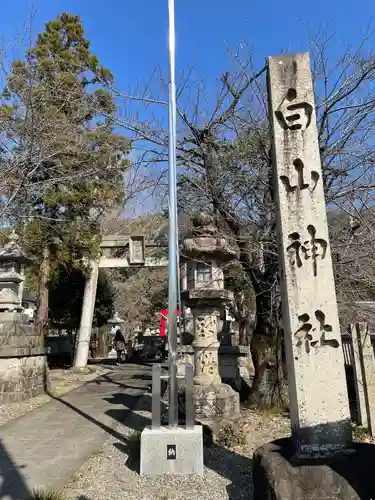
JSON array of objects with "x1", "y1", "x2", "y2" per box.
[
  {"x1": 341, "y1": 324, "x2": 375, "y2": 434},
  {"x1": 177, "y1": 343, "x2": 252, "y2": 395}
]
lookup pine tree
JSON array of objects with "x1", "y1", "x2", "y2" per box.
[{"x1": 0, "y1": 13, "x2": 130, "y2": 336}]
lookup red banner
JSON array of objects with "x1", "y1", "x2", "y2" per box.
[{"x1": 159, "y1": 308, "x2": 182, "y2": 336}]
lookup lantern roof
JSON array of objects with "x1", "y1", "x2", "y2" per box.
[
  {"x1": 182, "y1": 213, "x2": 237, "y2": 262},
  {"x1": 0, "y1": 231, "x2": 32, "y2": 264}
]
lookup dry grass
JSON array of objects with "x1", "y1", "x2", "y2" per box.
[
  {"x1": 31, "y1": 489, "x2": 66, "y2": 500},
  {"x1": 352, "y1": 424, "x2": 375, "y2": 443},
  {"x1": 215, "y1": 422, "x2": 247, "y2": 450}
]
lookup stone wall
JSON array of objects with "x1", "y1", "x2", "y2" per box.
[
  {"x1": 0, "y1": 312, "x2": 47, "y2": 403},
  {"x1": 0, "y1": 355, "x2": 45, "y2": 403}
]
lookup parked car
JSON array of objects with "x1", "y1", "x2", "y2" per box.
[{"x1": 141, "y1": 335, "x2": 166, "y2": 362}]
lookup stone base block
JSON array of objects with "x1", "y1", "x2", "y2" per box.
[
  {"x1": 253, "y1": 437, "x2": 375, "y2": 499},
  {"x1": 0, "y1": 355, "x2": 46, "y2": 403},
  {"x1": 140, "y1": 425, "x2": 203, "y2": 476},
  {"x1": 194, "y1": 382, "x2": 239, "y2": 419}
]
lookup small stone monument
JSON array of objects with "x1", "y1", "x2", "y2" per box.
[
  {"x1": 0, "y1": 231, "x2": 47, "y2": 403},
  {"x1": 181, "y1": 213, "x2": 240, "y2": 419},
  {"x1": 253, "y1": 52, "x2": 375, "y2": 500}
]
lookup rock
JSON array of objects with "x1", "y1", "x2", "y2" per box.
[
  {"x1": 194, "y1": 383, "x2": 239, "y2": 419},
  {"x1": 253, "y1": 437, "x2": 375, "y2": 499}
]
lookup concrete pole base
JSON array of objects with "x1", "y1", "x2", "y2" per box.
[{"x1": 140, "y1": 425, "x2": 204, "y2": 476}]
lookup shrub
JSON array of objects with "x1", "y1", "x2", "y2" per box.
[
  {"x1": 126, "y1": 430, "x2": 141, "y2": 454},
  {"x1": 215, "y1": 422, "x2": 246, "y2": 449}
]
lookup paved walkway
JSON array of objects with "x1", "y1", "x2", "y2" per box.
[{"x1": 0, "y1": 363, "x2": 153, "y2": 500}]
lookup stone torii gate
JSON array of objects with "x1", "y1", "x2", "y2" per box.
[{"x1": 74, "y1": 235, "x2": 168, "y2": 368}]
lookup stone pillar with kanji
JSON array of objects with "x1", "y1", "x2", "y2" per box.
[
  {"x1": 252, "y1": 52, "x2": 375, "y2": 500},
  {"x1": 267, "y1": 53, "x2": 351, "y2": 456},
  {"x1": 181, "y1": 213, "x2": 239, "y2": 419}
]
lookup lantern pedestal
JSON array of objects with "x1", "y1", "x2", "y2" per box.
[{"x1": 182, "y1": 287, "x2": 240, "y2": 419}]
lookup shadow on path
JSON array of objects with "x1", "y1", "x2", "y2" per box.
[
  {"x1": 131, "y1": 373, "x2": 152, "y2": 381},
  {"x1": 0, "y1": 439, "x2": 32, "y2": 500},
  {"x1": 89, "y1": 359, "x2": 153, "y2": 368},
  {"x1": 95, "y1": 372, "x2": 152, "y2": 392},
  {"x1": 204, "y1": 443, "x2": 253, "y2": 500},
  {"x1": 51, "y1": 366, "x2": 253, "y2": 500},
  {"x1": 46, "y1": 391, "x2": 151, "y2": 446}
]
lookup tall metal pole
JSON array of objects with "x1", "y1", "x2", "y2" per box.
[{"x1": 167, "y1": 0, "x2": 179, "y2": 429}]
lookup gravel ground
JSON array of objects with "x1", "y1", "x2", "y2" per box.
[
  {"x1": 64, "y1": 397, "x2": 290, "y2": 500},
  {"x1": 0, "y1": 365, "x2": 111, "y2": 427}
]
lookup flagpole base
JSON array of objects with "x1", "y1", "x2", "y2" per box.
[{"x1": 140, "y1": 425, "x2": 203, "y2": 476}]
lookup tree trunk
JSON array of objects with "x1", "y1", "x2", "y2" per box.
[
  {"x1": 247, "y1": 275, "x2": 288, "y2": 409},
  {"x1": 202, "y1": 137, "x2": 287, "y2": 407},
  {"x1": 238, "y1": 318, "x2": 249, "y2": 346},
  {"x1": 35, "y1": 245, "x2": 50, "y2": 339},
  {"x1": 97, "y1": 325, "x2": 108, "y2": 358},
  {"x1": 249, "y1": 327, "x2": 287, "y2": 409}
]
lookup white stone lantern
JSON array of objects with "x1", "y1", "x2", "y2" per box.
[
  {"x1": 0, "y1": 231, "x2": 31, "y2": 312},
  {"x1": 185, "y1": 260, "x2": 224, "y2": 291},
  {"x1": 108, "y1": 311, "x2": 125, "y2": 336},
  {"x1": 181, "y1": 213, "x2": 239, "y2": 418}
]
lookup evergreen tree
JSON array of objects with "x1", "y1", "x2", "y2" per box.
[
  {"x1": 49, "y1": 265, "x2": 115, "y2": 331},
  {"x1": 0, "y1": 13, "x2": 130, "y2": 335}
]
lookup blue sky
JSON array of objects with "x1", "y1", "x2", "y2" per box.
[
  {"x1": 1, "y1": 0, "x2": 372, "y2": 102},
  {"x1": 0, "y1": 0, "x2": 373, "y2": 215}
]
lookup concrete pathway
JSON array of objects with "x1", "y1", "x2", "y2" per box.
[{"x1": 0, "y1": 363, "x2": 153, "y2": 500}]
